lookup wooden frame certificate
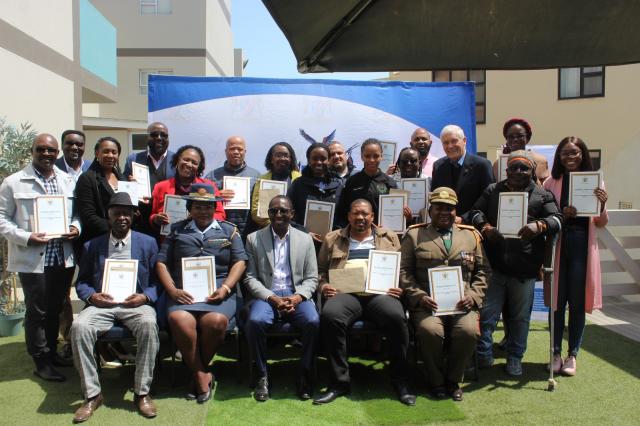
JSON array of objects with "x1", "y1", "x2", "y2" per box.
[
  {"x1": 34, "y1": 195, "x2": 68, "y2": 237},
  {"x1": 365, "y1": 250, "x2": 400, "y2": 295},
  {"x1": 401, "y1": 178, "x2": 429, "y2": 217},
  {"x1": 181, "y1": 256, "x2": 215, "y2": 302},
  {"x1": 161, "y1": 194, "x2": 188, "y2": 236},
  {"x1": 379, "y1": 141, "x2": 397, "y2": 173},
  {"x1": 117, "y1": 180, "x2": 140, "y2": 203},
  {"x1": 102, "y1": 259, "x2": 138, "y2": 303},
  {"x1": 498, "y1": 154, "x2": 509, "y2": 182},
  {"x1": 257, "y1": 179, "x2": 287, "y2": 218},
  {"x1": 428, "y1": 266, "x2": 465, "y2": 316},
  {"x1": 569, "y1": 171, "x2": 602, "y2": 217},
  {"x1": 378, "y1": 194, "x2": 406, "y2": 233},
  {"x1": 497, "y1": 192, "x2": 528, "y2": 238},
  {"x1": 132, "y1": 162, "x2": 151, "y2": 198},
  {"x1": 304, "y1": 200, "x2": 334, "y2": 235},
  {"x1": 223, "y1": 176, "x2": 251, "y2": 209}
]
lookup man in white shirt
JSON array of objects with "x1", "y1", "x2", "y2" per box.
[{"x1": 55, "y1": 130, "x2": 91, "y2": 182}]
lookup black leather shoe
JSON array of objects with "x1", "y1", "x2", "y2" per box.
[
  {"x1": 312, "y1": 387, "x2": 349, "y2": 405},
  {"x1": 429, "y1": 385, "x2": 447, "y2": 400},
  {"x1": 34, "y1": 363, "x2": 66, "y2": 382},
  {"x1": 393, "y1": 382, "x2": 416, "y2": 406},
  {"x1": 50, "y1": 352, "x2": 74, "y2": 367},
  {"x1": 296, "y1": 375, "x2": 313, "y2": 400},
  {"x1": 447, "y1": 382, "x2": 463, "y2": 402},
  {"x1": 254, "y1": 376, "x2": 269, "y2": 402}
]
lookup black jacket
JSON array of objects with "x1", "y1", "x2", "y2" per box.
[
  {"x1": 465, "y1": 181, "x2": 563, "y2": 279},
  {"x1": 431, "y1": 153, "x2": 494, "y2": 215},
  {"x1": 287, "y1": 171, "x2": 343, "y2": 228},
  {"x1": 335, "y1": 169, "x2": 397, "y2": 227}
]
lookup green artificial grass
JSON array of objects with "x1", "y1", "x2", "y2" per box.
[{"x1": 0, "y1": 322, "x2": 638, "y2": 425}]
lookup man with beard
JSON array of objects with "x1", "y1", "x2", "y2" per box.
[
  {"x1": 327, "y1": 141, "x2": 355, "y2": 181},
  {"x1": 55, "y1": 130, "x2": 91, "y2": 181}
]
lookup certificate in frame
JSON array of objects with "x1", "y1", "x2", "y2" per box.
[
  {"x1": 102, "y1": 259, "x2": 138, "y2": 303},
  {"x1": 223, "y1": 176, "x2": 251, "y2": 209},
  {"x1": 378, "y1": 194, "x2": 407, "y2": 233},
  {"x1": 132, "y1": 162, "x2": 151, "y2": 198},
  {"x1": 160, "y1": 194, "x2": 188, "y2": 236},
  {"x1": 497, "y1": 192, "x2": 528, "y2": 238},
  {"x1": 257, "y1": 179, "x2": 287, "y2": 218},
  {"x1": 428, "y1": 265, "x2": 465, "y2": 316},
  {"x1": 34, "y1": 195, "x2": 68, "y2": 237},
  {"x1": 304, "y1": 200, "x2": 335, "y2": 236},
  {"x1": 569, "y1": 171, "x2": 603, "y2": 217},
  {"x1": 365, "y1": 250, "x2": 401, "y2": 295},
  {"x1": 379, "y1": 141, "x2": 398, "y2": 173},
  {"x1": 401, "y1": 178, "x2": 430, "y2": 217},
  {"x1": 181, "y1": 256, "x2": 216, "y2": 302}
]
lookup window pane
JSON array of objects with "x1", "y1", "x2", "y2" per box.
[
  {"x1": 451, "y1": 70, "x2": 468, "y2": 81},
  {"x1": 560, "y1": 67, "x2": 580, "y2": 98},
  {"x1": 583, "y1": 66, "x2": 603, "y2": 74},
  {"x1": 474, "y1": 84, "x2": 485, "y2": 103},
  {"x1": 140, "y1": 86, "x2": 148, "y2": 95},
  {"x1": 433, "y1": 71, "x2": 450, "y2": 82},
  {"x1": 157, "y1": 0, "x2": 172, "y2": 14},
  {"x1": 583, "y1": 75, "x2": 603, "y2": 96},
  {"x1": 132, "y1": 134, "x2": 148, "y2": 150},
  {"x1": 469, "y1": 69, "x2": 485, "y2": 82},
  {"x1": 475, "y1": 104, "x2": 486, "y2": 123},
  {"x1": 139, "y1": 70, "x2": 149, "y2": 86}
]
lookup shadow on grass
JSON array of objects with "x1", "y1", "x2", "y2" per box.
[{"x1": 575, "y1": 324, "x2": 640, "y2": 379}]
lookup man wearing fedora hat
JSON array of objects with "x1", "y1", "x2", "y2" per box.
[
  {"x1": 400, "y1": 187, "x2": 490, "y2": 401},
  {"x1": 70, "y1": 192, "x2": 160, "y2": 422}
]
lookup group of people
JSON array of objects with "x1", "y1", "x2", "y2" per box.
[{"x1": 0, "y1": 117, "x2": 608, "y2": 422}]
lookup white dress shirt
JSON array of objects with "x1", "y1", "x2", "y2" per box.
[{"x1": 271, "y1": 227, "x2": 293, "y2": 292}]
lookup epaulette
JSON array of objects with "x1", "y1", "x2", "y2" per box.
[
  {"x1": 456, "y1": 224, "x2": 484, "y2": 244},
  {"x1": 219, "y1": 220, "x2": 239, "y2": 239}
]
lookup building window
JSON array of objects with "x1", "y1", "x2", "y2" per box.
[
  {"x1": 139, "y1": 69, "x2": 173, "y2": 95},
  {"x1": 559, "y1": 66, "x2": 605, "y2": 99},
  {"x1": 433, "y1": 70, "x2": 486, "y2": 124},
  {"x1": 140, "y1": 0, "x2": 172, "y2": 15}
]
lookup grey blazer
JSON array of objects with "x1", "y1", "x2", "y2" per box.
[{"x1": 243, "y1": 225, "x2": 318, "y2": 301}]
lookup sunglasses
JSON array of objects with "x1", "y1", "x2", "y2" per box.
[
  {"x1": 268, "y1": 208, "x2": 291, "y2": 215},
  {"x1": 149, "y1": 131, "x2": 169, "y2": 139},
  {"x1": 400, "y1": 158, "x2": 419, "y2": 165},
  {"x1": 35, "y1": 147, "x2": 58, "y2": 154}
]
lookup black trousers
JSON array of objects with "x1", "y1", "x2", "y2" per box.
[
  {"x1": 320, "y1": 293, "x2": 409, "y2": 388},
  {"x1": 19, "y1": 266, "x2": 75, "y2": 359}
]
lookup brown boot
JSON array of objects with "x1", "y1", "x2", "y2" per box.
[
  {"x1": 73, "y1": 394, "x2": 103, "y2": 423},
  {"x1": 134, "y1": 394, "x2": 157, "y2": 418}
]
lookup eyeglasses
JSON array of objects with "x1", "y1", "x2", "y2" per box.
[
  {"x1": 506, "y1": 133, "x2": 527, "y2": 141},
  {"x1": 400, "y1": 159, "x2": 419, "y2": 165},
  {"x1": 560, "y1": 150, "x2": 582, "y2": 158},
  {"x1": 149, "y1": 131, "x2": 169, "y2": 139},
  {"x1": 35, "y1": 147, "x2": 58, "y2": 154},
  {"x1": 507, "y1": 164, "x2": 532, "y2": 173},
  {"x1": 268, "y1": 208, "x2": 291, "y2": 215},
  {"x1": 272, "y1": 152, "x2": 291, "y2": 159}
]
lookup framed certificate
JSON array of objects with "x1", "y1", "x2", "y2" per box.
[
  {"x1": 428, "y1": 266, "x2": 465, "y2": 316},
  {"x1": 569, "y1": 171, "x2": 602, "y2": 217},
  {"x1": 181, "y1": 256, "x2": 215, "y2": 302},
  {"x1": 365, "y1": 250, "x2": 401, "y2": 295},
  {"x1": 497, "y1": 154, "x2": 509, "y2": 182},
  {"x1": 102, "y1": 259, "x2": 138, "y2": 303},
  {"x1": 379, "y1": 141, "x2": 398, "y2": 173},
  {"x1": 497, "y1": 192, "x2": 528, "y2": 238},
  {"x1": 223, "y1": 176, "x2": 251, "y2": 209},
  {"x1": 160, "y1": 194, "x2": 189, "y2": 236},
  {"x1": 378, "y1": 194, "x2": 406, "y2": 233},
  {"x1": 304, "y1": 200, "x2": 335, "y2": 235},
  {"x1": 34, "y1": 195, "x2": 68, "y2": 237},
  {"x1": 132, "y1": 162, "x2": 151, "y2": 198},
  {"x1": 257, "y1": 179, "x2": 287, "y2": 218},
  {"x1": 401, "y1": 178, "x2": 430, "y2": 217},
  {"x1": 117, "y1": 180, "x2": 140, "y2": 203}
]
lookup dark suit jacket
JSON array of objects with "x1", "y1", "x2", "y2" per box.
[
  {"x1": 54, "y1": 157, "x2": 91, "y2": 174},
  {"x1": 74, "y1": 162, "x2": 125, "y2": 243},
  {"x1": 431, "y1": 153, "x2": 494, "y2": 216},
  {"x1": 75, "y1": 231, "x2": 159, "y2": 303}
]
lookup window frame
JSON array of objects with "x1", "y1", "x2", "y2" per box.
[
  {"x1": 139, "y1": 68, "x2": 173, "y2": 95},
  {"x1": 558, "y1": 66, "x2": 605, "y2": 100},
  {"x1": 433, "y1": 69, "x2": 486, "y2": 124}
]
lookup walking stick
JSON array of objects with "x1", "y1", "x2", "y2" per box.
[{"x1": 543, "y1": 235, "x2": 558, "y2": 391}]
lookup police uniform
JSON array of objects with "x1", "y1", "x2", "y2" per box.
[
  {"x1": 158, "y1": 217, "x2": 248, "y2": 318},
  {"x1": 399, "y1": 188, "x2": 491, "y2": 390}
]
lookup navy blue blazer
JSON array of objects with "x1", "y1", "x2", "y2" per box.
[
  {"x1": 123, "y1": 150, "x2": 176, "y2": 184},
  {"x1": 75, "y1": 231, "x2": 159, "y2": 303},
  {"x1": 54, "y1": 157, "x2": 91, "y2": 173}
]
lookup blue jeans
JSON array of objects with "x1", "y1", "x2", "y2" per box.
[
  {"x1": 477, "y1": 271, "x2": 535, "y2": 360},
  {"x1": 244, "y1": 289, "x2": 319, "y2": 378},
  {"x1": 553, "y1": 227, "x2": 588, "y2": 357}
]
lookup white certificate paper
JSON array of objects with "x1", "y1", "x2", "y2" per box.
[
  {"x1": 401, "y1": 178, "x2": 430, "y2": 217},
  {"x1": 223, "y1": 176, "x2": 251, "y2": 209},
  {"x1": 569, "y1": 171, "x2": 602, "y2": 217},
  {"x1": 428, "y1": 266, "x2": 465, "y2": 316},
  {"x1": 498, "y1": 154, "x2": 509, "y2": 182},
  {"x1": 34, "y1": 195, "x2": 68, "y2": 237},
  {"x1": 365, "y1": 250, "x2": 401, "y2": 295},
  {"x1": 497, "y1": 192, "x2": 528, "y2": 238},
  {"x1": 378, "y1": 194, "x2": 406, "y2": 233},
  {"x1": 161, "y1": 194, "x2": 188, "y2": 236},
  {"x1": 132, "y1": 162, "x2": 151, "y2": 198},
  {"x1": 181, "y1": 256, "x2": 215, "y2": 302},
  {"x1": 117, "y1": 180, "x2": 140, "y2": 203},
  {"x1": 379, "y1": 141, "x2": 398, "y2": 173},
  {"x1": 102, "y1": 259, "x2": 138, "y2": 303},
  {"x1": 304, "y1": 200, "x2": 335, "y2": 235},
  {"x1": 257, "y1": 179, "x2": 288, "y2": 218}
]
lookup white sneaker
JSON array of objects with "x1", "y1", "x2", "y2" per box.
[{"x1": 561, "y1": 356, "x2": 577, "y2": 376}]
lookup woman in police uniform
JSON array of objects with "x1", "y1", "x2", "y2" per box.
[
  {"x1": 400, "y1": 187, "x2": 490, "y2": 401},
  {"x1": 156, "y1": 184, "x2": 247, "y2": 403}
]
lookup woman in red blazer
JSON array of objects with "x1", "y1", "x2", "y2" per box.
[{"x1": 150, "y1": 145, "x2": 225, "y2": 232}]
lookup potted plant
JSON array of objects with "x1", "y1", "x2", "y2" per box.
[{"x1": 0, "y1": 118, "x2": 37, "y2": 336}]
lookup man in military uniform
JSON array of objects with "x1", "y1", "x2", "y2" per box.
[{"x1": 400, "y1": 187, "x2": 490, "y2": 401}]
